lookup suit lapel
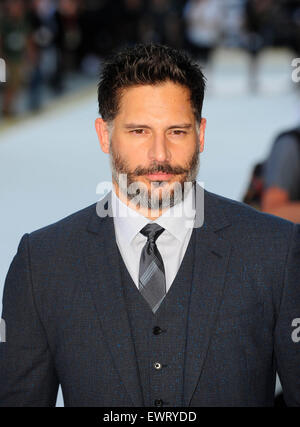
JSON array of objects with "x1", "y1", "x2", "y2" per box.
[
  {"x1": 183, "y1": 186, "x2": 232, "y2": 406},
  {"x1": 84, "y1": 192, "x2": 144, "y2": 407}
]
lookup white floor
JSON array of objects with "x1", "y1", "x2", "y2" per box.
[{"x1": 0, "y1": 49, "x2": 298, "y2": 405}]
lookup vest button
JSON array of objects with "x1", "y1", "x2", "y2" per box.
[
  {"x1": 153, "y1": 326, "x2": 163, "y2": 335},
  {"x1": 154, "y1": 399, "x2": 163, "y2": 407},
  {"x1": 153, "y1": 361, "x2": 162, "y2": 370}
]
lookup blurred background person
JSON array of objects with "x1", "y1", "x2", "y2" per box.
[
  {"x1": 27, "y1": 0, "x2": 63, "y2": 111},
  {"x1": 140, "y1": 0, "x2": 184, "y2": 48},
  {"x1": 243, "y1": 0, "x2": 293, "y2": 92},
  {"x1": 183, "y1": 0, "x2": 224, "y2": 66},
  {"x1": 242, "y1": 121, "x2": 300, "y2": 224},
  {"x1": 261, "y1": 124, "x2": 300, "y2": 223},
  {"x1": 54, "y1": 0, "x2": 82, "y2": 92},
  {"x1": 80, "y1": 0, "x2": 125, "y2": 62},
  {"x1": 120, "y1": 0, "x2": 146, "y2": 47},
  {"x1": 0, "y1": 0, "x2": 31, "y2": 117},
  {"x1": 282, "y1": 0, "x2": 300, "y2": 57}
]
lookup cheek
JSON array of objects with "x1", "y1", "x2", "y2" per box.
[
  {"x1": 173, "y1": 144, "x2": 195, "y2": 162},
  {"x1": 121, "y1": 142, "x2": 146, "y2": 160},
  {"x1": 117, "y1": 144, "x2": 145, "y2": 168}
]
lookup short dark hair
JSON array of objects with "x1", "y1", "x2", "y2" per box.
[{"x1": 97, "y1": 43, "x2": 206, "y2": 123}]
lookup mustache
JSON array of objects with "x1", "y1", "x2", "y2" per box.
[{"x1": 133, "y1": 163, "x2": 188, "y2": 176}]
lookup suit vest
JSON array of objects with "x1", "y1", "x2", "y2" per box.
[{"x1": 117, "y1": 229, "x2": 196, "y2": 407}]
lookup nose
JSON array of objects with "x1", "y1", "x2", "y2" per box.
[{"x1": 148, "y1": 132, "x2": 170, "y2": 163}]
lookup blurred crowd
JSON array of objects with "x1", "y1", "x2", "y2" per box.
[{"x1": 1, "y1": 0, "x2": 300, "y2": 118}]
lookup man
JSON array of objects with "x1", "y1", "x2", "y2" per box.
[
  {"x1": 0, "y1": 44, "x2": 299, "y2": 407},
  {"x1": 261, "y1": 126, "x2": 300, "y2": 223}
]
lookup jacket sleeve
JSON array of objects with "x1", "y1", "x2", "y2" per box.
[
  {"x1": 0, "y1": 234, "x2": 59, "y2": 407},
  {"x1": 274, "y1": 223, "x2": 300, "y2": 406}
]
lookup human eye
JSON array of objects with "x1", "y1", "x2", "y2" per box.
[
  {"x1": 130, "y1": 129, "x2": 145, "y2": 135},
  {"x1": 171, "y1": 129, "x2": 187, "y2": 136}
]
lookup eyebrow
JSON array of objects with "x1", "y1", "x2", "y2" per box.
[
  {"x1": 124, "y1": 123, "x2": 193, "y2": 130},
  {"x1": 168, "y1": 124, "x2": 192, "y2": 130}
]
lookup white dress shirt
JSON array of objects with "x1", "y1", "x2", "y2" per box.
[{"x1": 111, "y1": 184, "x2": 196, "y2": 293}]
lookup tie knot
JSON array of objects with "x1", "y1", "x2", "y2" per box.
[{"x1": 140, "y1": 223, "x2": 165, "y2": 244}]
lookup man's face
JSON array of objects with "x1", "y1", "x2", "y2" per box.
[{"x1": 96, "y1": 81, "x2": 206, "y2": 214}]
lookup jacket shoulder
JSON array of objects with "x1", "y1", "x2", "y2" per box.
[
  {"x1": 205, "y1": 190, "x2": 294, "y2": 232},
  {"x1": 28, "y1": 202, "x2": 98, "y2": 243}
]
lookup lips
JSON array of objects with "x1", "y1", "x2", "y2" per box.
[{"x1": 146, "y1": 173, "x2": 174, "y2": 181}]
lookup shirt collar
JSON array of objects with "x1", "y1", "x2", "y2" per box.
[{"x1": 112, "y1": 183, "x2": 196, "y2": 244}]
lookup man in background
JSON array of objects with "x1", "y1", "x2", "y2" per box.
[{"x1": 261, "y1": 126, "x2": 300, "y2": 223}]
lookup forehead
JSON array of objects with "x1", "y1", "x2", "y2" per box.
[{"x1": 116, "y1": 82, "x2": 194, "y2": 123}]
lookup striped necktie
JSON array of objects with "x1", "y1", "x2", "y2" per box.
[{"x1": 138, "y1": 223, "x2": 166, "y2": 314}]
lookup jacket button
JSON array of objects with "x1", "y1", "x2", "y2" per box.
[
  {"x1": 154, "y1": 399, "x2": 163, "y2": 407},
  {"x1": 153, "y1": 361, "x2": 162, "y2": 370},
  {"x1": 153, "y1": 326, "x2": 163, "y2": 335}
]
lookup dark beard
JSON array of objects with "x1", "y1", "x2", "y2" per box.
[{"x1": 109, "y1": 141, "x2": 200, "y2": 210}]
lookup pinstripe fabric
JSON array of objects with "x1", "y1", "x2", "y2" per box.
[{"x1": 139, "y1": 224, "x2": 166, "y2": 313}]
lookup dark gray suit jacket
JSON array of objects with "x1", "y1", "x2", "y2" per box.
[{"x1": 0, "y1": 186, "x2": 300, "y2": 406}]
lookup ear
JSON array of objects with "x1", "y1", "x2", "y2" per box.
[
  {"x1": 95, "y1": 117, "x2": 110, "y2": 154},
  {"x1": 198, "y1": 118, "x2": 206, "y2": 153}
]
